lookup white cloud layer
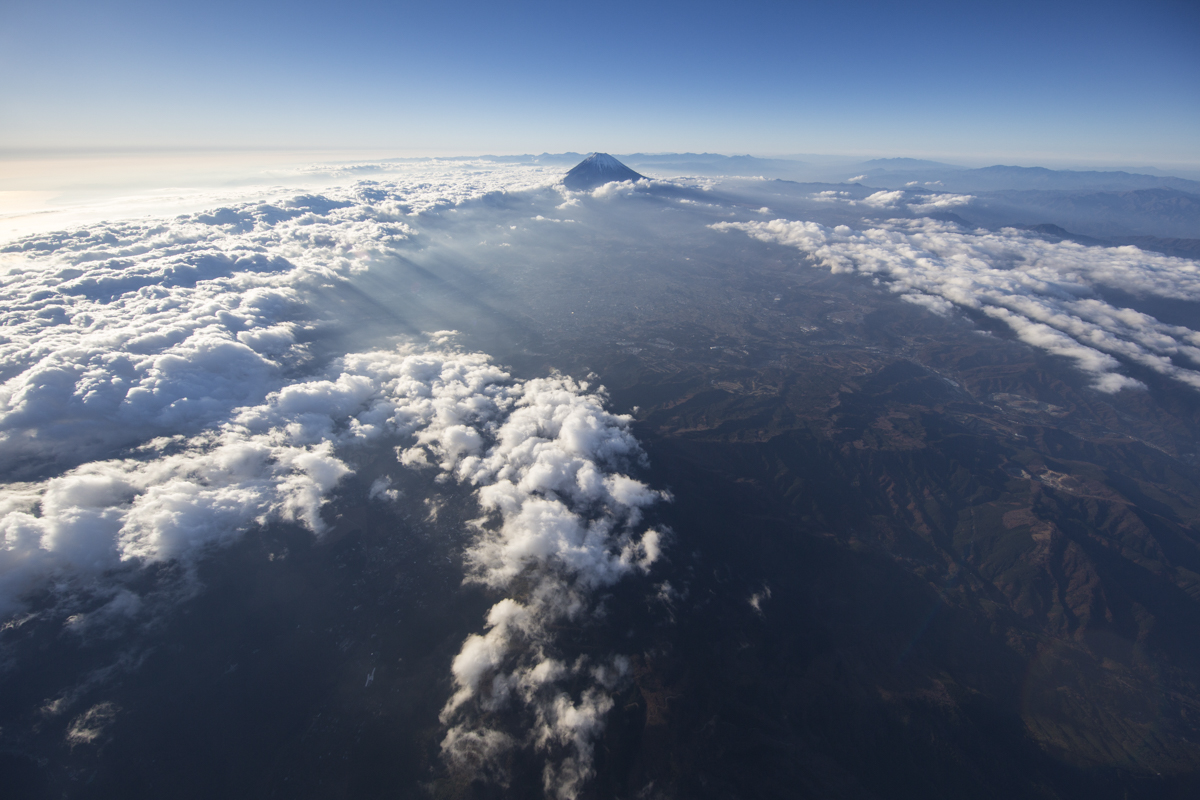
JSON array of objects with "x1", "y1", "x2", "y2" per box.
[
  {"x1": 813, "y1": 188, "x2": 975, "y2": 214},
  {"x1": 0, "y1": 339, "x2": 665, "y2": 797},
  {"x1": 430, "y1": 369, "x2": 667, "y2": 799},
  {"x1": 713, "y1": 218, "x2": 1200, "y2": 392},
  {"x1": 0, "y1": 164, "x2": 559, "y2": 473},
  {"x1": 1, "y1": 159, "x2": 663, "y2": 797}
]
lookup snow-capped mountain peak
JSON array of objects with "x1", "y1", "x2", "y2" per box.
[{"x1": 562, "y1": 152, "x2": 646, "y2": 190}]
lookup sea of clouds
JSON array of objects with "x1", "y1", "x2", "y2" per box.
[
  {"x1": 2, "y1": 157, "x2": 1199, "y2": 797},
  {"x1": 0, "y1": 160, "x2": 669, "y2": 796}
]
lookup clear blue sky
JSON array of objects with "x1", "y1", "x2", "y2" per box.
[{"x1": 2, "y1": 0, "x2": 1197, "y2": 166}]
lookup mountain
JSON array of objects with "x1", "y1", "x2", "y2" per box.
[
  {"x1": 962, "y1": 165, "x2": 1200, "y2": 192},
  {"x1": 562, "y1": 152, "x2": 646, "y2": 190},
  {"x1": 862, "y1": 164, "x2": 1200, "y2": 194},
  {"x1": 972, "y1": 187, "x2": 1200, "y2": 239},
  {"x1": 1017, "y1": 223, "x2": 1200, "y2": 261},
  {"x1": 860, "y1": 157, "x2": 964, "y2": 171}
]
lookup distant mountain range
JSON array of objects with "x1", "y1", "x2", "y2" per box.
[
  {"x1": 859, "y1": 157, "x2": 963, "y2": 171},
  {"x1": 859, "y1": 164, "x2": 1200, "y2": 194},
  {"x1": 1015, "y1": 223, "x2": 1200, "y2": 261},
  {"x1": 957, "y1": 187, "x2": 1200, "y2": 240},
  {"x1": 618, "y1": 152, "x2": 809, "y2": 178},
  {"x1": 435, "y1": 152, "x2": 1200, "y2": 196},
  {"x1": 545, "y1": 153, "x2": 1200, "y2": 239}
]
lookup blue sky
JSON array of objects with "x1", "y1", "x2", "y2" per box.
[{"x1": 1, "y1": 0, "x2": 1197, "y2": 165}]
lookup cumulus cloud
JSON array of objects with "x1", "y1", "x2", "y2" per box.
[
  {"x1": 0, "y1": 158, "x2": 680, "y2": 796},
  {"x1": 712, "y1": 218, "x2": 1200, "y2": 392},
  {"x1": 552, "y1": 176, "x2": 711, "y2": 202},
  {"x1": 860, "y1": 190, "x2": 908, "y2": 208},
  {"x1": 0, "y1": 338, "x2": 666, "y2": 797},
  {"x1": 0, "y1": 161, "x2": 567, "y2": 475},
  {"x1": 0, "y1": 157, "x2": 732, "y2": 797},
  {"x1": 425, "y1": 370, "x2": 669, "y2": 799},
  {"x1": 587, "y1": 179, "x2": 668, "y2": 199},
  {"x1": 812, "y1": 189, "x2": 974, "y2": 214},
  {"x1": 906, "y1": 192, "x2": 974, "y2": 213},
  {"x1": 0, "y1": 349, "x2": 392, "y2": 618}
]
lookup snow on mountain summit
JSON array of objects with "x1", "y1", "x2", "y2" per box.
[{"x1": 562, "y1": 152, "x2": 646, "y2": 190}]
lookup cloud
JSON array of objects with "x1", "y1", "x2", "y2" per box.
[
  {"x1": 0, "y1": 160, "x2": 572, "y2": 476},
  {"x1": 65, "y1": 701, "x2": 119, "y2": 746},
  {"x1": 551, "y1": 176, "x2": 710, "y2": 203},
  {"x1": 258, "y1": 345, "x2": 671, "y2": 797},
  {"x1": 368, "y1": 475, "x2": 400, "y2": 502},
  {"x1": 424, "y1": 370, "x2": 669, "y2": 799},
  {"x1": 811, "y1": 189, "x2": 974, "y2": 214},
  {"x1": 748, "y1": 584, "x2": 771, "y2": 617},
  {"x1": 8, "y1": 154, "x2": 1199, "y2": 795},
  {"x1": 906, "y1": 192, "x2": 974, "y2": 213},
  {"x1": 0, "y1": 158, "x2": 681, "y2": 795},
  {"x1": 0, "y1": 338, "x2": 666, "y2": 798},
  {"x1": 0, "y1": 168, "x2": 769, "y2": 795},
  {"x1": 712, "y1": 217, "x2": 1200, "y2": 392},
  {"x1": 0, "y1": 198, "x2": 402, "y2": 473},
  {"x1": 0, "y1": 367, "x2": 359, "y2": 618},
  {"x1": 861, "y1": 190, "x2": 908, "y2": 208},
  {"x1": 586, "y1": 179, "x2": 682, "y2": 199}
]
